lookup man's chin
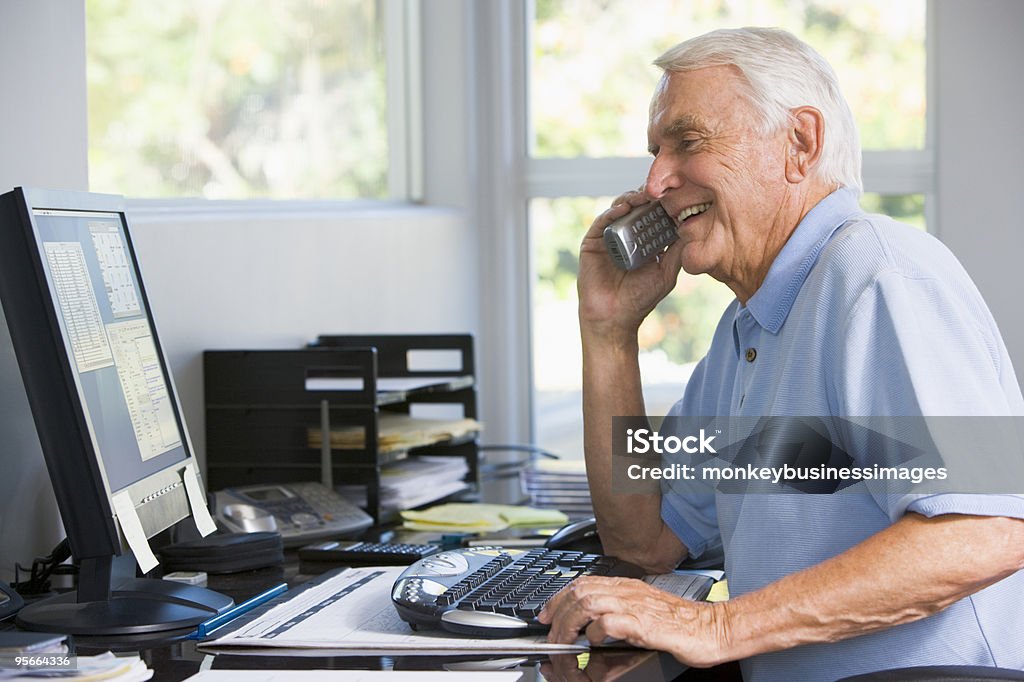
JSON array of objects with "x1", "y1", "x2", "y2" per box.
[{"x1": 678, "y1": 249, "x2": 713, "y2": 278}]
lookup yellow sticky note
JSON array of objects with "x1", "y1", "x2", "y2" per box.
[
  {"x1": 500, "y1": 506, "x2": 567, "y2": 527},
  {"x1": 401, "y1": 503, "x2": 508, "y2": 532},
  {"x1": 706, "y1": 579, "x2": 729, "y2": 602}
]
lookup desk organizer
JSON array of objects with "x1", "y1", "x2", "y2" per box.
[{"x1": 204, "y1": 334, "x2": 480, "y2": 523}]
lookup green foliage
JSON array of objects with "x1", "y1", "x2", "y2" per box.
[
  {"x1": 86, "y1": 0, "x2": 388, "y2": 199},
  {"x1": 861, "y1": 193, "x2": 926, "y2": 230},
  {"x1": 531, "y1": 0, "x2": 926, "y2": 157}
]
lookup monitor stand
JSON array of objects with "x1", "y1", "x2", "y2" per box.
[{"x1": 15, "y1": 554, "x2": 233, "y2": 636}]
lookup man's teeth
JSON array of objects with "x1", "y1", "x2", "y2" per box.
[{"x1": 677, "y1": 202, "x2": 712, "y2": 222}]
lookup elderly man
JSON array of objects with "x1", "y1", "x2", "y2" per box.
[{"x1": 537, "y1": 27, "x2": 1024, "y2": 681}]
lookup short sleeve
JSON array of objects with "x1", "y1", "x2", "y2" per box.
[
  {"x1": 906, "y1": 494, "x2": 1024, "y2": 520},
  {"x1": 838, "y1": 269, "x2": 1024, "y2": 520},
  {"x1": 659, "y1": 392, "x2": 722, "y2": 559},
  {"x1": 660, "y1": 484, "x2": 720, "y2": 559}
]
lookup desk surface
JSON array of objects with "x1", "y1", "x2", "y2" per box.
[
  {"x1": 49, "y1": 555, "x2": 688, "y2": 682},
  {"x1": 145, "y1": 643, "x2": 686, "y2": 682}
]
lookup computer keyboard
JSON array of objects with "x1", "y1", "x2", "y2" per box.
[{"x1": 391, "y1": 547, "x2": 714, "y2": 638}]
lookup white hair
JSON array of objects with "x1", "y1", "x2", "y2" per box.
[{"x1": 654, "y1": 27, "x2": 862, "y2": 193}]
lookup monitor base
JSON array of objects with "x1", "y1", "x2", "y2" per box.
[{"x1": 15, "y1": 578, "x2": 233, "y2": 636}]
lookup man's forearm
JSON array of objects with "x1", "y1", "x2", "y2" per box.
[
  {"x1": 717, "y1": 513, "x2": 1024, "y2": 662},
  {"x1": 581, "y1": 328, "x2": 685, "y2": 570}
]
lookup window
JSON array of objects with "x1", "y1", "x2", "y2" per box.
[
  {"x1": 531, "y1": 0, "x2": 926, "y2": 157},
  {"x1": 86, "y1": 0, "x2": 412, "y2": 200},
  {"x1": 528, "y1": 1, "x2": 930, "y2": 458}
]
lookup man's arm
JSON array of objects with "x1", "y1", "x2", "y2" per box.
[
  {"x1": 581, "y1": 329, "x2": 687, "y2": 572},
  {"x1": 540, "y1": 512, "x2": 1024, "y2": 667},
  {"x1": 719, "y1": 512, "x2": 1024, "y2": 658},
  {"x1": 576, "y1": 190, "x2": 691, "y2": 572}
]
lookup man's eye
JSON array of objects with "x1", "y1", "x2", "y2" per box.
[{"x1": 678, "y1": 138, "x2": 700, "y2": 151}]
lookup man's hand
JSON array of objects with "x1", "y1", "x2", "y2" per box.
[
  {"x1": 578, "y1": 190, "x2": 686, "y2": 338},
  {"x1": 537, "y1": 576, "x2": 731, "y2": 669},
  {"x1": 538, "y1": 515, "x2": 1024, "y2": 669}
]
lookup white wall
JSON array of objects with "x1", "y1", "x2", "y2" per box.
[
  {"x1": 0, "y1": 0, "x2": 88, "y2": 583},
  {"x1": 933, "y1": 0, "x2": 1024, "y2": 378},
  {"x1": 0, "y1": 2, "x2": 88, "y2": 191},
  {"x1": 128, "y1": 204, "x2": 479, "y2": 464}
]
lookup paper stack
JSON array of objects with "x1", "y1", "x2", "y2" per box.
[
  {"x1": 520, "y1": 459, "x2": 593, "y2": 521},
  {"x1": 0, "y1": 632, "x2": 68, "y2": 656},
  {"x1": 0, "y1": 651, "x2": 152, "y2": 681},
  {"x1": 337, "y1": 455, "x2": 470, "y2": 516}
]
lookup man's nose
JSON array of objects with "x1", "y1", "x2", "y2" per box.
[{"x1": 644, "y1": 155, "x2": 680, "y2": 199}]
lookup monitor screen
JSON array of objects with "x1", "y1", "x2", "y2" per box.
[{"x1": 32, "y1": 207, "x2": 189, "y2": 494}]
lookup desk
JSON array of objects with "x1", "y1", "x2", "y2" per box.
[
  {"x1": 146, "y1": 643, "x2": 688, "y2": 682},
  {"x1": 61, "y1": 557, "x2": 690, "y2": 682}
]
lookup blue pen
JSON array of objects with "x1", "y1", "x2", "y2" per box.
[{"x1": 189, "y1": 582, "x2": 288, "y2": 640}]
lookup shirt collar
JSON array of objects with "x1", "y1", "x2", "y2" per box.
[{"x1": 744, "y1": 187, "x2": 863, "y2": 334}]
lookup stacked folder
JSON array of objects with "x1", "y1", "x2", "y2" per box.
[
  {"x1": 309, "y1": 414, "x2": 481, "y2": 454},
  {"x1": 400, "y1": 502, "x2": 567, "y2": 533},
  {"x1": 520, "y1": 459, "x2": 593, "y2": 521}
]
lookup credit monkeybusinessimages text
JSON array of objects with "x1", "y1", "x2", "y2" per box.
[
  {"x1": 623, "y1": 428, "x2": 948, "y2": 485},
  {"x1": 626, "y1": 461, "x2": 948, "y2": 485}
]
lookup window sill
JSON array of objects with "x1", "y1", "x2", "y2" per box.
[{"x1": 125, "y1": 198, "x2": 457, "y2": 225}]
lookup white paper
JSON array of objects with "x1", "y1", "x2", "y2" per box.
[
  {"x1": 111, "y1": 490, "x2": 159, "y2": 573},
  {"x1": 183, "y1": 462, "x2": 218, "y2": 536},
  {"x1": 305, "y1": 376, "x2": 472, "y2": 393},
  {"x1": 0, "y1": 651, "x2": 151, "y2": 681},
  {"x1": 201, "y1": 566, "x2": 586, "y2": 655}
]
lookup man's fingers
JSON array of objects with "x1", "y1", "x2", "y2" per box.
[
  {"x1": 585, "y1": 190, "x2": 652, "y2": 239},
  {"x1": 610, "y1": 187, "x2": 648, "y2": 208},
  {"x1": 547, "y1": 597, "x2": 598, "y2": 643},
  {"x1": 543, "y1": 579, "x2": 640, "y2": 644},
  {"x1": 584, "y1": 201, "x2": 633, "y2": 239},
  {"x1": 539, "y1": 576, "x2": 617, "y2": 623},
  {"x1": 584, "y1": 613, "x2": 638, "y2": 647}
]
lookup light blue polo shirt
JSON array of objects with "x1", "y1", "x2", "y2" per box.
[{"x1": 661, "y1": 188, "x2": 1024, "y2": 681}]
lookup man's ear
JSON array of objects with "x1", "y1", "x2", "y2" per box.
[{"x1": 785, "y1": 106, "x2": 825, "y2": 184}]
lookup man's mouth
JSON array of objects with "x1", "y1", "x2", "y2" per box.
[{"x1": 677, "y1": 202, "x2": 712, "y2": 224}]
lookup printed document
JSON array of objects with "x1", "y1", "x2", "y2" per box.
[{"x1": 200, "y1": 566, "x2": 586, "y2": 655}]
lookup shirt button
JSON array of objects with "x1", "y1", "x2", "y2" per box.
[{"x1": 745, "y1": 348, "x2": 757, "y2": 362}]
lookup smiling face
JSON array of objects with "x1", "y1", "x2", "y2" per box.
[{"x1": 645, "y1": 66, "x2": 800, "y2": 299}]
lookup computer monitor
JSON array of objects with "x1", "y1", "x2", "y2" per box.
[{"x1": 0, "y1": 187, "x2": 232, "y2": 637}]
